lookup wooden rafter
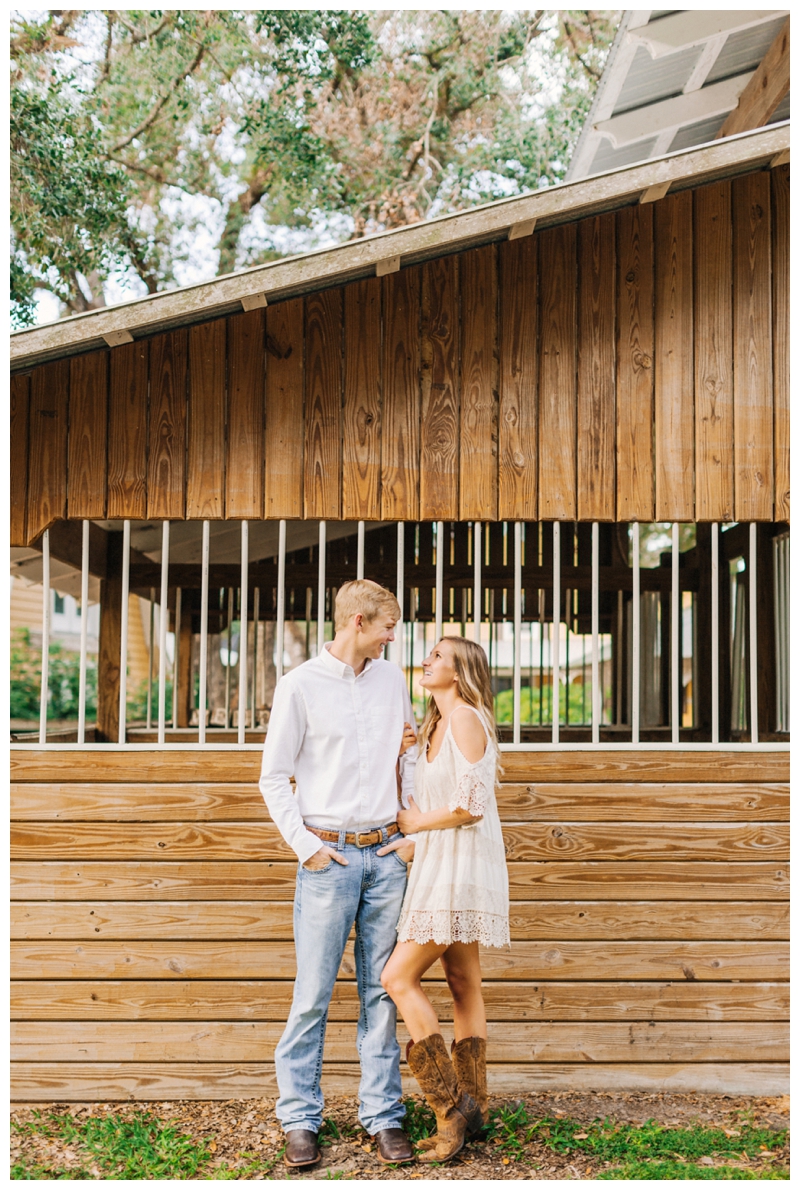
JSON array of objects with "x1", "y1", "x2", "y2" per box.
[{"x1": 717, "y1": 18, "x2": 790, "y2": 140}]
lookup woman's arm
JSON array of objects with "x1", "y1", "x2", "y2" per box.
[{"x1": 397, "y1": 796, "x2": 481, "y2": 834}]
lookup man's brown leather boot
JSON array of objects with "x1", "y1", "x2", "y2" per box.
[
  {"x1": 406, "y1": 1033, "x2": 483, "y2": 1162},
  {"x1": 283, "y1": 1129, "x2": 320, "y2": 1168},
  {"x1": 451, "y1": 1036, "x2": 489, "y2": 1131}
]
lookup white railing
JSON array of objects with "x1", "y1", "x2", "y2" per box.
[{"x1": 21, "y1": 519, "x2": 786, "y2": 751}]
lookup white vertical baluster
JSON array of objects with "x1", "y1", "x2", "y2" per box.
[
  {"x1": 117, "y1": 520, "x2": 131, "y2": 744},
  {"x1": 147, "y1": 590, "x2": 155, "y2": 731},
  {"x1": 39, "y1": 529, "x2": 51, "y2": 744},
  {"x1": 749, "y1": 522, "x2": 758, "y2": 743},
  {"x1": 157, "y1": 521, "x2": 170, "y2": 745},
  {"x1": 473, "y1": 522, "x2": 482, "y2": 644},
  {"x1": 357, "y1": 520, "x2": 365, "y2": 580},
  {"x1": 552, "y1": 522, "x2": 560, "y2": 744},
  {"x1": 632, "y1": 522, "x2": 641, "y2": 744},
  {"x1": 591, "y1": 521, "x2": 600, "y2": 745},
  {"x1": 435, "y1": 521, "x2": 444, "y2": 641},
  {"x1": 198, "y1": 520, "x2": 210, "y2": 745},
  {"x1": 172, "y1": 587, "x2": 181, "y2": 731},
  {"x1": 711, "y1": 523, "x2": 719, "y2": 744},
  {"x1": 77, "y1": 520, "x2": 90, "y2": 745},
  {"x1": 238, "y1": 521, "x2": 249, "y2": 745},
  {"x1": 513, "y1": 522, "x2": 522, "y2": 745},
  {"x1": 317, "y1": 521, "x2": 327, "y2": 655},
  {"x1": 772, "y1": 537, "x2": 782, "y2": 733},
  {"x1": 224, "y1": 588, "x2": 233, "y2": 729},
  {"x1": 251, "y1": 587, "x2": 260, "y2": 729},
  {"x1": 394, "y1": 522, "x2": 404, "y2": 666},
  {"x1": 276, "y1": 520, "x2": 287, "y2": 681},
  {"x1": 671, "y1": 522, "x2": 680, "y2": 745}
]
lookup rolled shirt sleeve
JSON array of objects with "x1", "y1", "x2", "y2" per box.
[{"x1": 259, "y1": 679, "x2": 324, "y2": 865}]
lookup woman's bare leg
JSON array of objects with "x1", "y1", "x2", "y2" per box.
[
  {"x1": 381, "y1": 940, "x2": 447, "y2": 1042},
  {"x1": 440, "y1": 942, "x2": 486, "y2": 1041}
]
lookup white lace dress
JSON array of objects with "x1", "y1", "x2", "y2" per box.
[{"x1": 395, "y1": 706, "x2": 510, "y2": 949}]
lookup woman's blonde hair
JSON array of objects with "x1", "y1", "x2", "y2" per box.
[{"x1": 417, "y1": 635, "x2": 499, "y2": 756}]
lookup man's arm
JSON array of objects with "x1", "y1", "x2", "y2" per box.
[{"x1": 259, "y1": 680, "x2": 324, "y2": 865}]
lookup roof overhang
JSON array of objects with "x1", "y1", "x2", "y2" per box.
[
  {"x1": 10, "y1": 120, "x2": 789, "y2": 373},
  {"x1": 566, "y1": 8, "x2": 790, "y2": 182}
]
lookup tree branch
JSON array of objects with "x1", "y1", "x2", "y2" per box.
[{"x1": 111, "y1": 40, "x2": 206, "y2": 153}]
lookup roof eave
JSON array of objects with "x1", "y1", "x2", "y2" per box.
[{"x1": 10, "y1": 121, "x2": 789, "y2": 372}]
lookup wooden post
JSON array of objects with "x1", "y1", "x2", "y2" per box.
[{"x1": 96, "y1": 533, "x2": 123, "y2": 742}]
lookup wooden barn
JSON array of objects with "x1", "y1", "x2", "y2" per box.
[{"x1": 10, "y1": 118, "x2": 789, "y2": 1101}]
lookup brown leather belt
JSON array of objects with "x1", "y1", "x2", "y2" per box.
[{"x1": 307, "y1": 822, "x2": 400, "y2": 848}]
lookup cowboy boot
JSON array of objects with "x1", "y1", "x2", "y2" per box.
[
  {"x1": 415, "y1": 1036, "x2": 489, "y2": 1150},
  {"x1": 451, "y1": 1037, "x2": 489, "y2": 1132},
  {"x1": 406, "y1": 1033, "x2": 483, "y2": 1163}
]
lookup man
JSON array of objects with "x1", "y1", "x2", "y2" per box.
[{"x1": 259, "y1": 579, "x2": 417, "y2": 1169}]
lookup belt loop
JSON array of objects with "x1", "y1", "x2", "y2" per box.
[
  {"x1": 381, "y1": 825, "x2": 388, "y2": 845},
  {"x1": 337, "y1": 828, "x2": 346, "y2": 852}
]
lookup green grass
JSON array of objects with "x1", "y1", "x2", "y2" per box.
[
  {"x1": 484, "y1": 1104, "x2": 789, "y2": 1179},
  {"x1": 401, "y1": 1096, "x2": 436, "y2": 1143},
  {"x1": 10, "y1": 1110, "x2": 280, "y2": 1181},
  {"x1": 11, "y1": 1103, "x2": 789, "y2": 1181}
]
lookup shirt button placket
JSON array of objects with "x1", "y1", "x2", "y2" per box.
[{"x1": 353, "y1": 681, "x2": 369, "y2": 823}]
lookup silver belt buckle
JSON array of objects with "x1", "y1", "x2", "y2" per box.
[{"x1": 355, "y1": 830, "x2": 373, "y2": 848}]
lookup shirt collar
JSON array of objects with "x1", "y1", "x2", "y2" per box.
[{"x1": 319, "y1": 642, "x2": 374, "y2": 679}]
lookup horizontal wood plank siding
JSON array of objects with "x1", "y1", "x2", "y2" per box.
[
  {"x1": 10, "y1": 747, "x2": 789, "y2": 1099},
  {"x1": 13, "y1": 171, "x2": 788, "y2": 539}
]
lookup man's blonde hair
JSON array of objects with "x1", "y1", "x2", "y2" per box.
[{"x1": 334, "y1": 580, "x2": 400, "y2": 632}]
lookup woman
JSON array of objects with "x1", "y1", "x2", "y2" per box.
[{"x1": 378, "y1": 635, "x2": 510, "y2": 1163}]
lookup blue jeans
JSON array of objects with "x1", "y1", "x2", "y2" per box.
[{"x1": 275, "y1": 831, "x2": 409, "y2": 1136}]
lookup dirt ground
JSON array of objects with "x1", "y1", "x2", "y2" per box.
[{"x1": 11, "y1": 1091, "x2": 790, "y2": 1181}]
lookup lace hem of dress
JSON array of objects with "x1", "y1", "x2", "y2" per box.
[
  {"x1": 447, "y1": 770, "x2": 490, "y2": 817},
  {"x1": 397, "y1": 908, "x2": 510, "y2": 949}
]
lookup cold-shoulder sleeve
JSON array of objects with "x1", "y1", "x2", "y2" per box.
[{"x1": 447, "y1": 710, "x2": 495, "y2": 818}]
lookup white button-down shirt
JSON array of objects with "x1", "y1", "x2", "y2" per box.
[{"x1": 259, "y1": 644, "x2": 417, "y2": 863}]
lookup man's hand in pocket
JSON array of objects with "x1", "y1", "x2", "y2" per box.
[
  {"x1": 376, "y1": 836, "x2": 416, "y2": 863},
  {"x1": 302, "y1": 845, "x2": 349, "y2": 870}
]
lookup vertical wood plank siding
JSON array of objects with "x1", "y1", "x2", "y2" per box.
[
  {"x1": 13, "y1": 173, "x2": 789, "y2": 543},
  {"x1": 265, "y1": 297, "x2": 305, "y2": 519},
  {"x1": 771, "y1": 166, "x2": 789, "y2": 523},
  {"x1": 578, "y1": 214, "x2": 616, "y2": 521},
  {"x1": 459, "y1": 246, "x2": 498, "y2": 521},
  {"x1": 381, "y1": 267, "x2": 421, "y2": 521},
  {"x1": 343, "y1": 279, "x2": 381, "y2": 519},
  {"x1": 107, "y1": 341, "x2": 148, "y2": 521},
  {"x1": 187, "y1": 320, "x2": 226, "y2": 519},
  {"x1": 226, "y1": 311, "x2": 265, "y2": 519},
  {"x1": 498, "y1": 236, "x2": 537, "y2": 521},
  {"x1": 67, "y1": 352, "x2": 108, "y2": 519},
  {"x1": 26, "y1": 359, "x2": 69, "y2": 542},
  {"x1": 146, "y1": 331, "x2": 187, "y2": 521},
  {"x1": 10, "y1": 374, "x2": 30, "y2": 546},
  {"x1": 655, "y1": 191, "x2": 694, "y2": 521},
  {"x1": 616, "y1": 205, "x2": 655, "y2": 521},
  {"x1": 420, "y1": 256, "x2": 460, "y2": 520},
  {"x1": 10, "y1": 748, "x2": 790, "y2": 1100},
  {"x1": 538, "y1": 224, "x2": 578, "y2": 521},
  {"x1": 305, "y1": 290, "x2": 343, "y2": 520},
  {"x1": 694, "y1": 182, "x2": 734, "y2": 523},
  {"x1": 733, "y1": 173, "x2": 774, "y2": 522}
]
